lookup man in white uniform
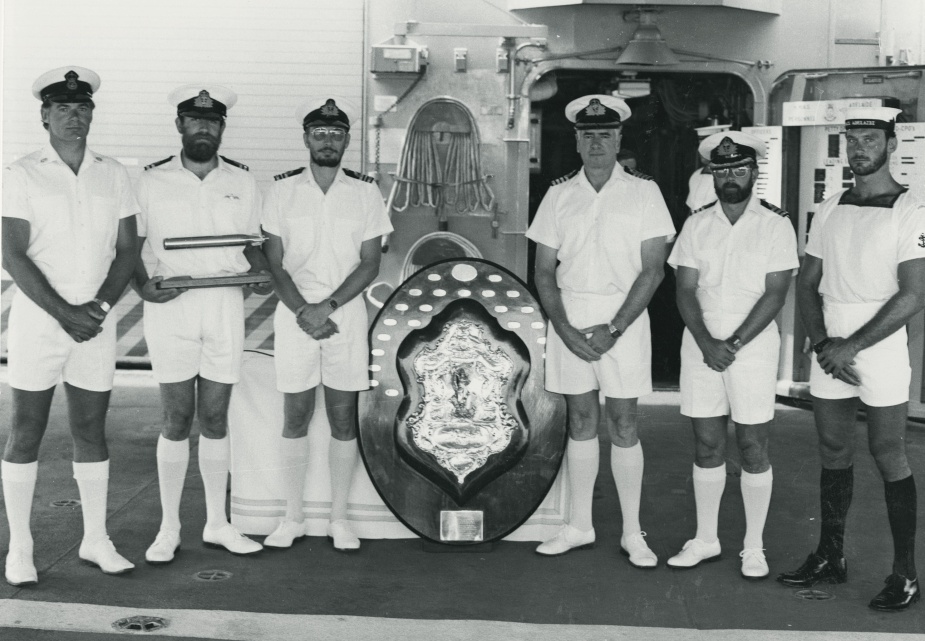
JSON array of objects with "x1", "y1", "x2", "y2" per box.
[
  {"x1": 777, "y1": 107, "x2": 923, "y2": 610},
  {"x1": 261, "y1": 98, "x2": 392, "y2": 551},
  {"x1": 2, "y1": 66, "x2": 138, "y2": 584},
  {"x1": 667, "y1": 131, "x2": 798, "y2": 579},
  {"x1": 134, "y1": 85, "x2": 272, "y2": 563},
  {"x1": 686, "y1": 125, "x2": 731, "y2": 214},
  {"x1": 527, "y1": 95, "x2": 675, "y2": 566}
]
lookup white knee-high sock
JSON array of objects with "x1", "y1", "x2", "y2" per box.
[
  {"x1": 2, "y1": 460, "x2": 37, "y2": 551},
  {"x1": 72, "y1": 460, "x2": 110, "y2": 543},
  {"x1": 156, "y1": 436, "x2": 189, "y2": 532},
  {"x1": 282, "y1": 436, "x2": 309, "y2": 522},
  {"x1": 741, "y1": 467, "x2": 773, "y2": 550},
  {"x1": 566, "y1": 437, "x2": 600, "y2": 532},
  {"x1": 198, "y1": 435, "x2": 230, "y2": 530},
  {"x1": 611, "y1": 442, "x2": 645, "y2": 536},
  {"x1": 328, "y1": 438, "x2": 358, "y2": 522},
  {"x1": 693, "y1": 463, "x2": 726, "y2": 544}
]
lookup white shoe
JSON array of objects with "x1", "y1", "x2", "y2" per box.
[
  {"x1": 5, "y1": 548, "x2": 38, "y2": 586},
  {"x1": 667, "y1": 538, "x2": 722, "y2": 568},
  {"x1": 264, "y1": 520, "x2": 306, "y2": 549},
  {"x1": 535, "y1": 525, "x2": 595, "y2": 556},
  {"x1": 327, "y1": 520, "x2": 360, "y2": 551},
  {"x1": 79, "y1": 537, "x2": 135, "y2": 575},
  {"x1": 620, "y1": 531, "x2": 658, "y2": 568},
  {"x1": 740, "y1": 548, "x2": 769, "y2": 579},
  {"x1": 203, "y1": 524, "x2": 262, "y2": 555},
  {"x1": 145, "y1": 529, "x2": 181, "y2": 565}
]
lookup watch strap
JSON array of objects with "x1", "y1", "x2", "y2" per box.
[
  {"x1": 92, "y1": 298, "x2": 111, "y2": 314},
  {"x1": 607, "y1": 323, "x2": 622, "y2": 338}
]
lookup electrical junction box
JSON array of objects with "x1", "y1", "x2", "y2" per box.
[{"x1": 372, "y1": 43, "x2": 428, "y2": 74}]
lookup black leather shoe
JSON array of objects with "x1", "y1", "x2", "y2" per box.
[
  {"x1": 869, "y1": 574, "x2": 920, "y2": 611},
  {"x1": 776, "y1": 552, "x2": 847, "y2": 587}
]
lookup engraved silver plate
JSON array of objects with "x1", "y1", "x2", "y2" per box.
[
  {"x1": 406, "y1": 320, "x2": 517, "y2": 483},
  {"x1": 440, "y1": 510, "x2": 484, "y2": 541}
]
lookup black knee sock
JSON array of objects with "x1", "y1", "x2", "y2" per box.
[
  {"x1": 885, "y1": 474, "x2": 917, "y2": 579},
  {"x1": 817, "y1": 466, "x2": 853, "y2": 559}
]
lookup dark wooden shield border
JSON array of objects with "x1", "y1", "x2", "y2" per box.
[{"x1": 359, "y1": 258, "x2": 567, "y2": 544}]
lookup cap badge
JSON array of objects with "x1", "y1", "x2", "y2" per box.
[
  {"x1": 65, "y1": 71, "x2": 79, "y2": 90},
  {"x1": 717, "y1": 137, "x2": 738, "y2": 157},
  {"x1": 585, "y1": 98, "x2": 606, "y2": 116},
  {"x1": 321, "y1": 99, "x2": 339, "y2": 117},
  {"x1": 194, "y1": 90, "x2": 214, "y2": 109}
]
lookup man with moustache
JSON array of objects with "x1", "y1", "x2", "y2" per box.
[
  {"x1": 2, "y1": 66, "x2": 139, "y2": 585},
  {"x1": 261, "y1": 98, "x2": 391, "y2": 551},
  {"x1": 527, "y1": 95, "x2": 675, "y2": 565},
  {"x1": 133, "y1": 85, "x2": 271, "y2": 563},
  {"x1": 666, "y1": 131, "x2": 798, "y2": 579},
  {"x1": 778, "y1": 107, "x2": 924, "y2": 610}
]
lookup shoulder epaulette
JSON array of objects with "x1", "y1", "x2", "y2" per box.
[
  {"x1": 760, "y1": 199, "x2": 790, "y2": 218},
  {"x1": 691, "y1": 201, "x2": 717, "y2": 215},
  {"x1": 220, "y1": 156, "x2": 249, "y2": 171},
  {"x1": 143, "y1": 156, "x2": 174, "y2": 171},
  {"x1": 624, "y1": 166, "x2": 655, "y2": 181},
  {"x1": 551, "y1": 169, "x2": 579, "y2": 186},
  {"x1": 343, "y1": 168, "x2": 375, "y2": 183},
  {"x1": 274, "y1": 167, "x2": 305, "y2": 181}
]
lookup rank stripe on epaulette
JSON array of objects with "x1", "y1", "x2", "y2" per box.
[
  {"x1": 343, "y1": 168, "x2": 375, "y2": 183},
  {"x1": 760, "y1": 199, "x2": 790, "y2": 218},
  {"x1": 143, "y1": 156, "x2": 174, "y2": 171},
  {"x1": 691, "y1": 201, "x2": 717, "y2": 214},
  {"x1": 220, "y1": 156, "x2": 249, "y2": 171},
  {"x1": 551, "y1": 169, "x2": 579, "y2": 186},
  {"x1": 624, "y1": 166, "x2": 655, "y2": 181},
  {"x1": 274, "y1": 167, "x2": 305, "y2": 181}
]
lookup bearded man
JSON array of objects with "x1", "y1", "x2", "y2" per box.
[
  {"x1": 666, "y1": 131, "x2": 798, "y2": 579},
  {"x1": 133, "y1": 84, "x2": 272, "y2": 563},
  {"x1": 260, "y1": 97, "x2": 392, "y2": 552},
  {"x1": 777, "y1": 107, "x2": 924, "y2": 611}
]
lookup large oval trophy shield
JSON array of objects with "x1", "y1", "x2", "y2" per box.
[{"x1": 359, "y1": 259, "x2": 566, "y2": 544}]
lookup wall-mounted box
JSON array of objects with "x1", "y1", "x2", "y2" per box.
[{"x1": 372, "y1": 43, "x2": 429, "y2": 74}]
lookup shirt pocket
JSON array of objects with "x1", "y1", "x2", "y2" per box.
[
  {"x1": 27, "y1": 195, "x2": 70, "y2": 244},
  {"x1": 213, "y1": 196, "x2": 248, "y2": 236},
  {"x1": 331, "y1": 216, "x2": 364, "y2": 263}
]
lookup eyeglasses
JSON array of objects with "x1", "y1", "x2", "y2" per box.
[
  {"x1": 711, "y1": 166, "x2": 753, "y2": 178},
  {"x1": 308, "y1": 128, "x2": 347, "y2": 142}
]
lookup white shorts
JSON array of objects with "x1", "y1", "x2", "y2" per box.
[
  {"x1": 680, "y1": 319, "x2": 780, "y2": 425},
  {"x1": 143, "y1": 288, "x2": 244, "y2": 385},
  {"x1": 810, "y1": 302, "x2": 910, "y2": 407},
  {"x1": 273, "y1": 296, "x2": 369, "y2": 393},
  {"x1": 544, "y1": 291, "x2": 652, "y2": 398},
  {"x1": 7, "y1": 288, "x2": 116, "y2": 392}
]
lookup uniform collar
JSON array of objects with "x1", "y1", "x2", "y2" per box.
[
  {"x1": 710, "y1": 193, "x2": 762, "y2": 223},
  {"x1": 38, "y1": 144, "x2": 102, "y2": 168},
  {"x1": 301, "y1": 164, "x2": 346, "y2": 186},
  {"x1": 575, "y1": 164, "x2": 626, "y2": 190}
]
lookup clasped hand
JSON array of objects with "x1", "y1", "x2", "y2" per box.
[
  {"x1": 58, "y1": 302, "x2": 106, "y2": 343},
  {"x1": 296, "y1": 303, "x2": 339, "y2": 340},
  {"x1": 699, "y1": 337, "x2": 736, "y2": 372},
  {"x1": 817, "y1": 337, "x2": 861, "y2": 386}
]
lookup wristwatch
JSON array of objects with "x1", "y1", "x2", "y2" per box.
[
  {"x1": 327, "y1": 298, "x2": 339, "y2": 312},
  {"x1": 728, "y1": 334, "x2": 742, "y2": 351},
  {"x1": 92, "y1": 298, "x2": 111, "y2": 314},
  {"x1": 607, "y1": 322, "x2": 622, "y2": 338},
  {"x1": 812, "y1": 337, "x2": 832, "y2": 354}
]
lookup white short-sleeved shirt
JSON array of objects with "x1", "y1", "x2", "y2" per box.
[
  {"x1": 526, "y1": 166, "x2": 675, "y2": 297},
  {"x1": 136, "y1": 155, "x2": 261, "y2": 279},
  {"x1": 668, "y1": 195, "x2": 799, "y2": 319},
  {"x1": 805, "y1": 189, "x2": 925, "y2": 305},
  {"x1": 261, "y1": 167, "x2": 393, "y2": 299},
  {"x1": 686, "y1": 167, "x2": 716, "y2": 212},
  {"x1": 2, "y1": 145, "x2": 138, "y2": 294}
]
